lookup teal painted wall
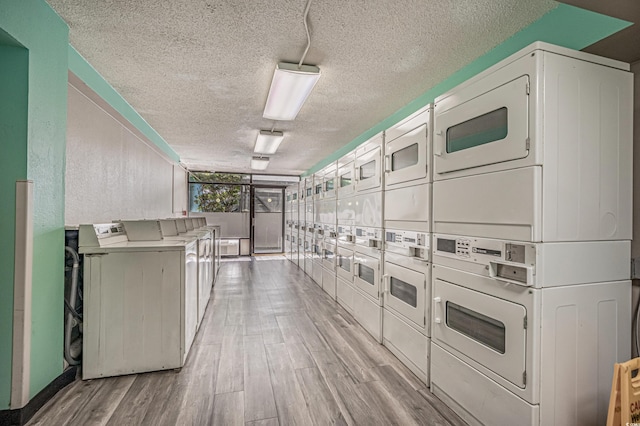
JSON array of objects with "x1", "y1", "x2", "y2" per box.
[
  {"x1": 0, "y1": 0, "x2": 68, "y2": 408},
  {"x1": 302, "y1": 4, "x2": 632, "y2": 176},
  {"x1": 0, "y1": 40, "x2": 29, "y2": 409}
]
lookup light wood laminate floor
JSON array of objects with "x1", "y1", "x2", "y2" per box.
[{"x1": 28, "y1": 258, "x2": 466, "y2": 426}]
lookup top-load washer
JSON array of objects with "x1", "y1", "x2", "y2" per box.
[
  {"x1": 79, "y1": 223, "x2": 199, "y2": 379},
  {"x1": 384, "y1": 105, "x2": 432, "y2": 232},
  {"x1": 432, "y1": 42, "x2": 632, "y2": 243},
  {"x1": 121, "y1": 219, "x2": 213, "y2": 327}
]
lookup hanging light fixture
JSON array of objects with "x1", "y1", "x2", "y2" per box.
[
  {"x1": 262, "y1": 0, "x2": 319, "y2": 121},
  {"x1": 251, "y1": 156, "x2": 270, "y2": 170},
  {"x1": 254, "y1": 130, "x2": 285, "y2": 154},
  {"x1": 263, "y1": 63, "x2": 321, "y2": 121}
]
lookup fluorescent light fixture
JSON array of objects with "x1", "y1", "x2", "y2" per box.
[
  {"x1": 254, "y1": 130, "x2": 284, "y2": 154},
  {"x1": 251, "y1": 156, "x2": 270, "y2": 170},
  {"x1": 263, "y1": 62, "x2": 321, "y2": 121}
]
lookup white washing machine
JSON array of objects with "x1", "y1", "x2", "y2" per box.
[
  {"x1": 383, "y1": 229, "x2": 431, "y2": 384},
  {"x1": 123, "y1": 219, "x2": 214, "y2": 328},
  {"x1": 79, "y1": 223, "x2": 199, "y2": 380},
  {"x1": 431, "y1": 233, "x2": 631, "y2": 426}
]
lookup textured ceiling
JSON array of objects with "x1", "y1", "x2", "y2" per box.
[{"x1": 47, "y1": 0, "x2": 558, "y2": 175}]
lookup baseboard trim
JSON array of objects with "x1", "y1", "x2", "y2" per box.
[{"x1": 0, "y1": 366, "x2": 77, "y2": 426}]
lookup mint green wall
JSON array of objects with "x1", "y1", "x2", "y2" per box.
[
  {"x1": 0, "y1": 41, "x2": 29, "y2": 409},
  {"x1": 0, "y1": 0, "x2": 68, "y2": 409},
  {"x1": 302, "y1": 4, "x2": 632, "y2": 176}
]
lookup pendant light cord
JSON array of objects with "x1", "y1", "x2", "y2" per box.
[{"x1": 298, "y1": 0, "x2": 313, "y2": 69}]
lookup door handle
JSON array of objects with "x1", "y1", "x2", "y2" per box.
[
  {"x1": 434, "y1": 130, "x2": 444, "y2": 157},
  {"x1": 384, "y1": 155, "x2": 391, "y2": 173}
]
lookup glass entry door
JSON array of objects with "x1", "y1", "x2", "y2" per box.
[{"x1": 251, "y1": 187, "x2": 284, "y2": 254}]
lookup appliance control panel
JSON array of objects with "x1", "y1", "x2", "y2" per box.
[
  {"x1": 79, "y1": 223, "x2": 128, "y2": 248},
  {"x1": 337, "y1": 225, "x2": 355, "y2": 244},
  {"x1": 385, "y1": 229, "x2": 430, "y2": 260},
  {"x1": 324, "y1": 224, "x2": 338, "y2": 240},
  {"x1": 434, "y1": 234, "x2": 534, "y2": 264},
  {"x1": 354, "y1": 226, "x2": 383, "y2": 249},
  {"x1": 433, "y1": 234, "x2": 536, "y2": 286}
]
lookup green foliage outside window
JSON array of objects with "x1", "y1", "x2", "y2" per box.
[{"x1": 190, "y1": 172, "x2": 248, "y2": 212}]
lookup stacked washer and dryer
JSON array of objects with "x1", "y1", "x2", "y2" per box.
[
  {"x1": 430, "y1": 42, "x2": 632, "y2": 426},
  {"x1": 285, "y1": 41, "x2": 633, "y2": 426}
]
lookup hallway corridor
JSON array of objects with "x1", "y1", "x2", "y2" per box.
[{"x1": 28, "y1": 258, "x2": 464, "y2": 425}]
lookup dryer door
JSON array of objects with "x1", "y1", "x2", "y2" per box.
[
  {"x1": 432, "y1": 278, "x2": 527, "y2": 389},
  {"x1": 336, "y1": 246, "x2": 354, "y2": 282},
  {"x1": 355, "y1": 145, "x2": 382, "y2": 192},
  {"x1": 384, "y1": 123, "x2": 429, "y2": 188},
  {"x1": 354, "y1": 251, "x2": 381, "y2": 301},
  {"x1": 383, "y1": 260, "x2": 427, "y2": 329},
  {"x1": 434, "y1": 75, "x2": 530, "y2": 176}
]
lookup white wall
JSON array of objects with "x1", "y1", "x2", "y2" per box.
[
  {"x1": 189, "y1": 212, "x2": 250, "y2": 238},
  {"x1": 65, "y1": 79, "x2": 186, "y2": 225}
]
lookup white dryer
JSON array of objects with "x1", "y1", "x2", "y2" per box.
[
  {"x1": 384, "y1": 105, "x2": 432, "y2": 232},
  {"x1": 432, "y1": 42, "x2": 632, "y2": 243},
  {"x1": 430, "y1": 233, "x2": 631, "y2": 426},
  {"x1": 321, "y1": 223, "x2": 338, "y2": 300},
  {"x1": 336, "y1": 224, "x2": 356, "y2": 315},
  {"x1": 382, "y1": 229, "x2": 431, "y2": 384},
  {"x1": 352, "y1": 227, "x2": 384, "y2": 343}
]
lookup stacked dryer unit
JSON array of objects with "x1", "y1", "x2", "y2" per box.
[
  {"x1": 303, "y1": 177, "x2": 315, "y2": 276},
  {"x1": 335, "y1": 149, "x2": 357, "y2": 314},
  {"x1": 284, "y1": 186, "x2": 292, "y2": 262},
  {"x1": 290, "y1": 183, "x2": 300, "y2": 267},
  {"x1": 311, "y1": 174, "x2": 325, "y2": 286},
  {"x1": 351, "y1": 133, "x2": 385, "y2": 343},
  {"x1": 382, "y1": 105, "x2": 433, "y2": 383},
  {"x1": 430, "y1": 42, "x2": 632, "y2": 426},
  {"x1": 319, "y1": 163, "x2": 338, "y2": 300}
]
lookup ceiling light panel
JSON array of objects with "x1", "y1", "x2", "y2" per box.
[
  {"x1": 263, "y1": 62, "x2": 321, "y2": 121},
  {"x1": 254, "y1": 130, "x2": 284, "y2": 154},
  {"x1": 251, "y1": 156, "x2": 270, "y2": 170}
]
